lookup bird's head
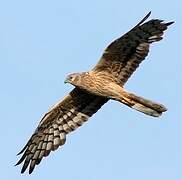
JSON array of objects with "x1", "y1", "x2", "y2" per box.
[{"x1": 64, "y1": 72, "x2": 87, "y2": 87}]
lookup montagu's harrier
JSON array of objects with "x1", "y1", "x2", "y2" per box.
[{"x1": 16, "y1": 12, "x2": 174, "y2": 174}]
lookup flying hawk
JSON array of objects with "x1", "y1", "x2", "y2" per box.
[{"x1": 16, "y1": 12, "x2": 174, "y2": 174}]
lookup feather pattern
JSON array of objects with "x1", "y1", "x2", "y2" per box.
[
  {"x1": 16, "y1": 88, "x2": 107, "y2": 174},
  {"x1": 16, "y1": 12, "x2": 173, "y2": 174},
  {"x1": 93, "y1": 12, "x2": 174, "y2": 86}
]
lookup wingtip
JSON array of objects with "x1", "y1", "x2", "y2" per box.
[
  {"x1": 16, "y1": 148, "x2": 25, "y2": 156},
  {"x1": 16, "y1": 141, "x2": 29, "y2": 155},
  {"x1": 15, "y1": 152, "x2": 27, "y2": 167},
  {"x1": 142, "y1": 11, "x2": 152, "y2": 23},
  {"x1": 16, "y1": 151, "x2": 23, "y2": 156},
  {"x1": 146, "y1": 11, "x2": 152, "y2": 18},
  {"x1": 21, "y1": 168, "x2": 26, "y2": 174},
  {"x1": 165, "y1": 21, "x2": 175, "y2": 26},
  {"x1": 21, "y1": 161, "x2": 29, "y2": 174},
  {"x1": 29, "y1": 166, "x2": 35, "y2": 174},
  {"x1": 132, "y1": 11, "x2": 152, "y2": 30},
  {"x1": 15, "y1": 162, "x2": 20, "y2": 166}
]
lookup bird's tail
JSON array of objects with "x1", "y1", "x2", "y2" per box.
[{"x1": 120, "y1": 91, "x2": 167, "y2": 117}]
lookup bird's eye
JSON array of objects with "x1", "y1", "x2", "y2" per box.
[{"x1": 70, "y1": 76, "x2": 75, "y2": 81}]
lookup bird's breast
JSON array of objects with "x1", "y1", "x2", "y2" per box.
[{"x1": 80, "y1": 73, "x2": 119, "y2": 98}]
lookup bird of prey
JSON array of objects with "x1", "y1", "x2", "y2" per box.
[{"x1": 16, "y1": 12, "x2": 174, "y2": 174}]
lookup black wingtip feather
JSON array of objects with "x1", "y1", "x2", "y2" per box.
[
  {"x1": 134, "y1": 11, "x2": 152, "y2": 28},
  {"x1": 29, "y1": 168, "x2": 34, "y2": 174},
  {"x1": 35, "y1": 158, "x2": 42, "y2": 165},
  {"x1": 21, "y1": 159, "x2": 30, "y2": 174},
  {"x1": 29, "y1": 164, "x2": 36, "y2": 174},
  {"x1": 146, "y1": 11, "x2": 152, "y2": 18},
  {"x1": 165, "y1": 21, "x2": 175, "y2": 26},
  {"x1": 15, "y1": 152, "x2": 27, "y2": 166},
  {"x1": 16, "y1": 144, "x2": 28, "y2": 155},
  {"x1": 16, "y1": 138, "x2": 32, "y2": 155}
]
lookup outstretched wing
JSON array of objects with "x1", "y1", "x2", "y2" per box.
[
  {"x1": 16, "y1": 88, "x2": 108, "y2": 174},
  {"x1": 93, "y1": 12, "x2": 174, "y2": 86}
]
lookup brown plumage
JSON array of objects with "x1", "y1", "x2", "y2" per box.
[{"x1": 16, "y1": 12, "x2": 174, "y2": 174}]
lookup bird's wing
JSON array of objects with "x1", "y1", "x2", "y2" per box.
[
  {"x1": 16, "y1": 88, "x2": 108, "y2": 174},
  {"x1": 93, "y1": 12, "x2": 174, "y2": 86}
]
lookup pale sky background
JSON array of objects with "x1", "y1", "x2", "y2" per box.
[{"x1": 0, "y1": 0, "x2": 181, "y2": 179}]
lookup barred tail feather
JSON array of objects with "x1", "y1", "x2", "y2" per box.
[
  {"x1": 131, "y1": 103, "x2": 164, "y2": 117},
  {"x1": 121, "y1": 92, "x2": 167, "y2": 117}
]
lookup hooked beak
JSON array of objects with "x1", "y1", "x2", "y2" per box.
[{"x1": 64, "y1": 77, "x2": 70, "y2": 84}]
